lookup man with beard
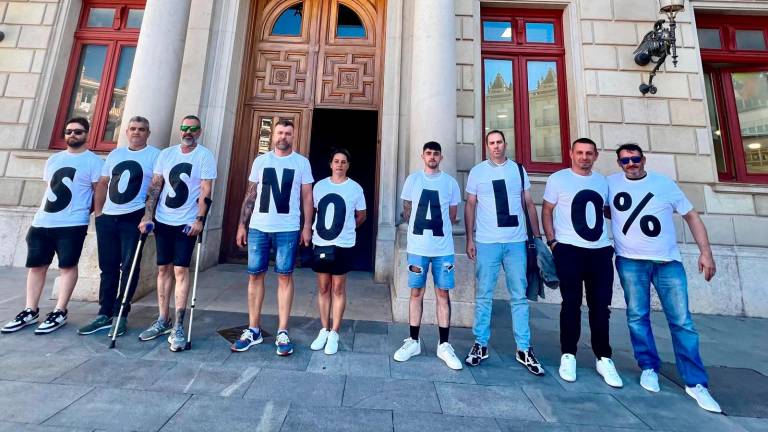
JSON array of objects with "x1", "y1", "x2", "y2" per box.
[
  {"x1": 137, "y1": 115, "x2": 217, "y2": 352},
  {"x1": 2, "y1": 117, "x2": 103, "y2": 335},
  {"x1": 232, "y1": 120, "x2": 313, "y2": 356},
  {"x1": 78, "y1": 116, "x2": 160, "y2": 337}
]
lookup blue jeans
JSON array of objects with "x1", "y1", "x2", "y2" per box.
[
  {"x1": 473, "y1": 241, "x2": 530, "y2": 350},
  {"x1": 616, "y1": 256, "x2": 708, "y2": 387},
  {"x1": 407, "y1": 254, "x2": 455, "y2": 290},
  {"x1": 247, "y1": 228, "x2": 299, "y2": 275}
]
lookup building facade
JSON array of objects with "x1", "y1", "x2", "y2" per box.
[{"x1": 0, "y1": 0, "x2": 766, "y2": 324}]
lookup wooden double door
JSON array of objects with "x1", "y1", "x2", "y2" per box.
[{"x1": 222, "y1": 0, "x2": 386, "y2": 267}]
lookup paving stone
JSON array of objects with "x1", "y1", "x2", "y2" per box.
[
  {"x1": 522, "y1": 386, "x2": 646, "y2": 428},
  {"x1": 435, "y1": 382, "x2": 543, "y2": 421},
  {"x1": 160, "y1": 395, "x2": 289, "y2": 432},
  {"x1": 44, "y1": 387, "x2": 190, "y2": 431},
  {"x1": 731, "y1": 416, "x2": 768, "y2": 432},
  {"x1": 0, "y1": 353, "x2": 88, "y2": 383},
  {"x1": 343, "y1": 376, "x2": 442, "y2": 413},
  {"x1": 0, "y1": 381, "x2": 92, "y2": 424},
  {"x1": 53, "y1": 357, "x2": 177, "y2": 390},
  {"x1": 150, "y1": 362, "x2": 260, "y2": 397},
  {"x1": 390, "y1": 354, "x2": 476, "y2": 384},
  {"x1": 394, "y1": 411, "x2": 502, "y2": 432},
  {"x1": 281, "y1": 406, "x2": 393, "y2": 432},
  {"x1": 223, "y1": 339, "x2": 313, "y2": 371},
  {"x1": 468, "y1": 362, "x2": 562, "y2": 389},
  {"x1": 552, "y1": 367, "x2": 680, "y2": 396},
  {"x1": 495, "y1": 420, "x2": 601, "y2": 431},
  {"x1": 141, "y1": 334, "x2": 233, "y2": 364},
  {"x1": 353, "y1": 331, "x2": 390, "y2": 353},
  {"x1": 0, "y1": 421, "x2": 91, "y2": 432},
  {"x1": 244, "y1": 368, "x2": 345, "y2": 407},
  {"x1": 354, "y1": 319, "x2": 389, "y2": 334},
  {"x1": 306, "y1": 350, "x2": 390, "y2": 377}
]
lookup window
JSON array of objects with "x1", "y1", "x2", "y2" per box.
[
  {"x1": 481, "y1": 9, "x2": 569, "y2": 172},
  {"x1": 271, "y1": 2, "x2": 303, "y2": 36},
  {"x1": 698, "y1": 14, "x2": 768, "y2": 183},
  {"x1": 336, "y1": 4, "x2": 365, "y2": 38},
  {"x1": 52, "y1": 1, "x2": 145, "y2": 151}
]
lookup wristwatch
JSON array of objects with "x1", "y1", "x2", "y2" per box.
[
  {"x1": 546, "y1": 239, "x2": 558, "y2": 247},
  {"x1": 196, "y1": 216, "x2": 206, "y2": 223}
]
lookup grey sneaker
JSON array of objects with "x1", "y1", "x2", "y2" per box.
[
  {"x1": 108, "y1": 317, "x2": 127, "y2": 338},
  {"x1": 138, "y1": 317, "x2": 172, "y2": 341},
  {"x1": 78, "y1": 315, "x2": 112, "y2": 335},
  {"x1": 168, "y1": 326, "x2": 186, "y2": 352}
]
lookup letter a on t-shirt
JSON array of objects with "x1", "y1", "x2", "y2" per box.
[{"x1": 413, "y1": 189, "x2": 444, "y2": 237}]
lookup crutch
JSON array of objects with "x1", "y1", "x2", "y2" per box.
[
  {"x1": 109, "y1": 222, "x2": 153, "y2": 349},
  {"x1": 185, "y1": 197, "x2": 212, "y2": 350}
]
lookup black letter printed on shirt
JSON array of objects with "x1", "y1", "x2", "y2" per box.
[
  {"x1": 108, "y1": 160, "x2": 143, "y2": 205},
  {"x1": 44, "y1": 167, "x2": 76, "y2": 213},
  {"x1": 316, "y1": 193, "x2": 346, "y2": 241},
  {"x1": 412, "y1": 189, "x2": 444, "y2": 237},
  {"x1": 164, "y1": 163, "x2": 192, "y2": 209},
  {"x1": 492, "y1": 179, "x2": 519, "y2": 227},
  {"x1": 258, "y1": 168, "x2": 294, "y2": 214},
  {"x1": 570, "y1": 189, "x2": 605, "y2": 242}
]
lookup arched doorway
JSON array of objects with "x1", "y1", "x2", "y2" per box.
[{"x1": 221, "y1": 0, "x2": 386, "y2": 271}]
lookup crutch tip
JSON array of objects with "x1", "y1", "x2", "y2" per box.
[
  {"x1": 109, "y1": 341, "x2": 116, "y2": 349},
  {"x1": 185, "y1": 342, "x2": 191, "y2": 350}
]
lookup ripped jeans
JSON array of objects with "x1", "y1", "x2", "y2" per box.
[{"x1": 407, "y1": 254, "x2": 455, "y2": 290}]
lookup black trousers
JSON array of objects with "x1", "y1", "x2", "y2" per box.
[
  {"x1": 553, "y1": 243, "x2": 614, "y2": 358},
  {"x1": 95, "y1": 209, "x2": 145, "y2": 318}
]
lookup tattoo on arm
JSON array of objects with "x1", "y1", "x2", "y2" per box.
[
  {"x1": 239, "y1": 182, "x2": 258, "y2": 226},
  {"x1": 402, "y1": 200, "x2": 412, "y2": 222},
  {"x1": 143, "y1": 175, "x2": 163, "y2": 221}
]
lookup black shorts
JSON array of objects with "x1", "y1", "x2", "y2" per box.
[
  {"x1": 311, "y1": 245, "x2": 353, "y2": 276},
  {"x1": 154, "y1": 221, "x2": 197, "y2": 267},
  {"x1": 25, "y1": 225, "x2": 88, "y2": 268}
]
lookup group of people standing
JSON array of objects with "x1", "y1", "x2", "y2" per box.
[{"x1": 1, "y1": 116, "x2": 721, "y2": 414}]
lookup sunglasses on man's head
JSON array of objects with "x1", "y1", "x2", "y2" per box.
[
  {"x1": 64, "y1": 129, "x2": 86, "y2": 136},
  {"x1": 619, "y1": 156, "x2": 642, "y2": 165},
  {"x1": 180, "y1": 125, "x2": 201, "y2": 132}
]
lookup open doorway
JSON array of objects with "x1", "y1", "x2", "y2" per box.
[{"x1": 308, "y1": 109, "x2": 378, "y2": 271}]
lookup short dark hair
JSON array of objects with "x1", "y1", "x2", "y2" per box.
[
  {"x1": 615, "y1": 143, "x2": 644, "y2": 158},
  {"x1": 485, "y1": 129, "x2": 506, "y2": 144},
  {"x1": 572, "y1": 137, "x2": 597, "y2": 151},
  {"x1": 423, "y1": 141, "x2": 442, "y2": 153},
  {"x1": 65, "y1": 117, "x2": 89, "y2": 132},
  {"x1": 328, "y1": 148, "x2": 351, "y2": 164},
  {"x1": 276, "y1": 119, "x2": 294, "y2": 129},
  {"x1": 181, "y1": 114, "x2": 201, "y2": 126},
  {"x1": 128, "y1": 116, "x2": 150, "y2": 130}
]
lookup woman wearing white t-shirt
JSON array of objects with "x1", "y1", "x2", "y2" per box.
[{"x1": 309, "y1": 149, "x2": 366, "y2": 355}]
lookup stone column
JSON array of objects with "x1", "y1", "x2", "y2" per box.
[
  {"x1": 117, "y1": 0, "x2": 192, "y2": 148},
  {"x1": 408, "y1": 0, "x2": 457, "y2": 177}
]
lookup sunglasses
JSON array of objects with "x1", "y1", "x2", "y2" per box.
[
  {"x1": 180, "y1": 125, "x2": 201, "y2": 132},
  {"x1": 64, "y1": 129, "x2": 87, "y2": 136},
  {"x1": 619, "y1": 156, "x2": 643, "y2": 165}
]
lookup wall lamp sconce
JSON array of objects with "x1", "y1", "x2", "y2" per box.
[{"x1": 633, "y1": 0, "x2": 685, "y2": 95}]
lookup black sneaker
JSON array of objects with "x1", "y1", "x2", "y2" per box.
[
  {"x1": 516, "y1": 348, "x2": 545, "y2": 376},
  {"x1": 465, "y1": 342, "x2": 489, "y2": 366},
  {"x1": 1, "y1": 308, "x2": 39, "y2": 333},
  {"x1": 34, "y1": 310, "x2": 68, "y2": 335}
]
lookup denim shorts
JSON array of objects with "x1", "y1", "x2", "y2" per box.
[
  {"x1": 407, "y1": 254, "x2": 455, "y2": 290},
  {"x1": 247, "y1": 228, "x2": 299, "y2": 275}
]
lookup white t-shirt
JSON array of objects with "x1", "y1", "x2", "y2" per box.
[
  {"x1": 248, "y1": 151, "x2": 314, "y2": 232},
  {"x1": 543, "y1": 169, "x2": 611, "y2": 249},
  {"x1": 154, "y1": 144, "x2": 217, "y2": 226},
  {"x1": 466, "y1": 160, "x2": 530, "y2": 243},
  {"x1": 32, "y1": 150, "x2": 103, "y2": 228},
  {"x1": 102, "y1": 145, "x2": 161, "y2": 216},
  {"x1": 312, "y1": 177, "x2": 366, "y2": 248},
  {"x1": 401, "y1": 171, "x2": 461, "y2": 257},
  {"x1": 608, "y1": 171, "x2": 693, "y2": 262}
]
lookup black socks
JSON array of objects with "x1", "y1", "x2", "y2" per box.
[
  {"x1": 439, "y1": 326, "x2": 449, "y2": 344},
  {"x1": 410, "y1": 325, "x2": 420, "y2": 340}
]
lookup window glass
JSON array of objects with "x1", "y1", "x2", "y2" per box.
[
  {"x1": 527, "y1": 61, "x2": 562, "y2": 163},
  {"x1": 704, "y1": 73, "x2": 727, "y2": 174},
  {"x1": 126, "y1": 9, "x2": 144, "y2": 29},
  {"x1": 258, "y1": 117, "x2": 273, "y2": 156},
  {"x1": 102, "y1": 46, "x2": 137, "y2": 142},
  {"x1": 272, "y1": 3, "x2": 303, "y2": 36},
  {"x1": 697, "y1": 28, "x2": 721, "y2": 49},
  {"x1": 66, "y1": 45, "x2": 108, "y2": 126},
  {"x1": 484, "y1": 59, "x2": 516, "y2": 159},
  {"x1": 526, "y1": 22, "x2": 555, "y2": 43},
  {"x1": 87, "y1": 8, "x2": 115, "y2": 28},
  {"x1": 337, "y1": 4, "x2": 366, "y2": 38},
  {"x1": 735, "y1": 30, "x2": 767, "y2": 50},
  {"x1": 483, "y1": 21, "x2": 512, "y2": 42},
  {"x1": 732, "y1": 71, "x2": 768, "y2": 174}
]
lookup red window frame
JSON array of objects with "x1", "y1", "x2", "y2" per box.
[
  {"x1": 697, "y1": 14, "x2": 768, "y2": 184},
  {"x1": 481, "y1": 8, "x2": 570, "y2": 173},
  {"x1": 51, "y1": 0, "x2": 145, "y2": 152}
]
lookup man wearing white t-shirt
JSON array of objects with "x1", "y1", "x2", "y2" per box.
[
  {"x1": 78, "y1": 116, "x2": 160, "y2": 338},
  {"x1": 464, "y1": 130, "x2": 545, "y2": 376},
  {"x1": 232, "y1": 119, "x2": 314, "y2": 356},
  {"x1": 542, "y1": 138, "x2": 622, "y2": 388},
  {"x1": 392, "y1": 142, "x2": 463, "y2": 370},
  {"x1": 2, "y1": 117, "x2": 103, "y2": 335},
  {"x1": 137, "y1": 115, "x2": 217, "y2": 352},
  {"x1": 608, "y1": 143, "x2": 721, "y2": 413}
]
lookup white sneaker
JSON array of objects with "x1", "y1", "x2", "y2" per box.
[
  {"x1": 324, "y1": 330, "x2": 339, "y2": 355},
  {"x1": 640, "y1": 369, "x2": 660, "y2": 393},
  {"x1": 686, "y1": 384, "x2": 722, "y2": 413},
  {"x1": 310, "y1": 328, "x2": 329, "y2": 351},
  {"x1": 596, "y1": 357, "x2": 623, "y2": 388},
  {"x1": 437, "y1": 342, "x2": 463, "y2": 370},
  {"x1": 559, "y1": 354, "x2": 577, "y2": 382},
  {"x1": 393, "y1": 338, "x2": 421, "y2": 362}
]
